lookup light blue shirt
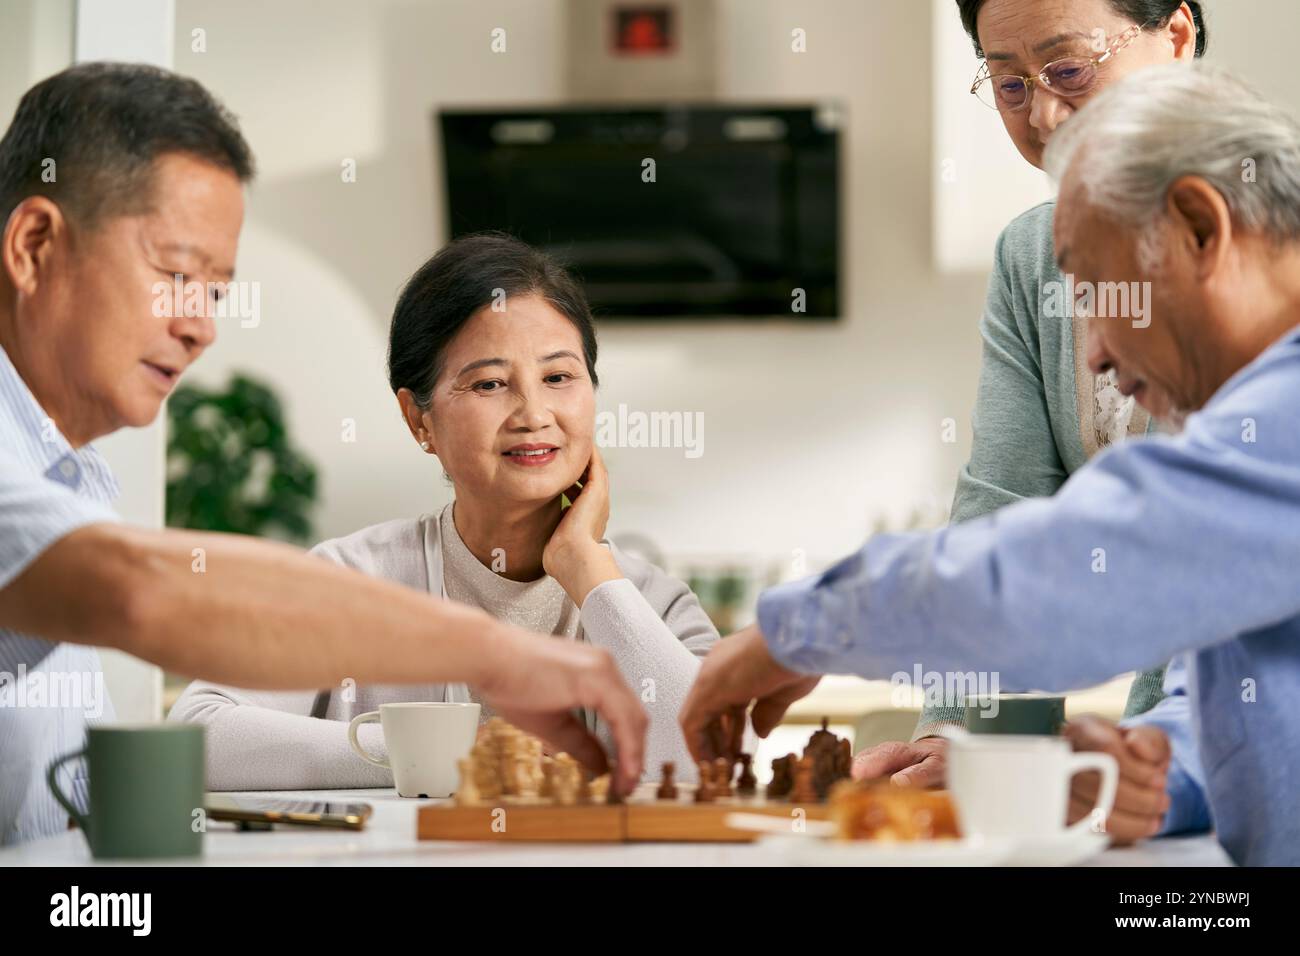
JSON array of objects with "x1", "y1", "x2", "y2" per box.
[
  {"x1": 758, "y1": 325, "x2": 1300, "y2": 866},
  {"x1": 0, "y1": 344, "x2": 120, "y2": 845},
  {"x1": 1120, "y1": 656, "x2": 1212, "y2": 836}
]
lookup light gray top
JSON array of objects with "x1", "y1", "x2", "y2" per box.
[
  {"x1": 169, "y1": 503, "x2": 719, "y2": 789},
  {"x1": 439, "y1": 503, "x2": 580, "y2": 726}
]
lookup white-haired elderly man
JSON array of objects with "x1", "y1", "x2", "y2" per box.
[{"x1": 680, "y1": 63, "x2": 1300, "y2": 866}]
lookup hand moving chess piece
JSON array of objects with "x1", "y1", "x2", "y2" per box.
[{"x1": 657, "y1": 762, "x2": 679, "y2": 800}]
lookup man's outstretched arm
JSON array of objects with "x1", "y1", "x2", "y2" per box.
[
  {"x1": 755, "y1": 367, "x2": 1300, "y2": 689},
  {"x1": 0, "y1": 522, "x2": 648, "y2": 789}
]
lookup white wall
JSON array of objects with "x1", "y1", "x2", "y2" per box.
[
  {"x1": 168, "y1": 0, "x2": 986, "y2": 576},
  {"x1": 164, "y1": 0, "x2": 1300, "y2": 579},
  {"x1": 170, "y1": 0, "x2": 573, "y2": 560},
  {"x1": 931, "y1": 0, "x2": 1052, "y2": 272},
  {"x1": 1201, "y1": 0, "x2": 1300, "y2": 108},
  {"x1": 0, "y1": 2, "x2": 74, "y2": 118}
]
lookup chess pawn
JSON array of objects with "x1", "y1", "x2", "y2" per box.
[
  {"x1": 478, "y1": 723, "x2": 501, "y2": 763},
  {"x1": 553, "y1": 757, "x2": 582, "y2": 806},
  {"x1": 471, "y1": 745, "x2": 503, "y2": 800},
  {"x1": 736, "y1": 754, "x2": 757, "y2": 795},
  {"x1": 519, "y1": 765, "x2": 542, "y2": 799},
  {"x1": 498, "y1": 728, "x2": 525, "y2": 796},
  {"x1": 504, "y1": 762, "x2": 525, "y2": 797},
  {"x1": 518, "y1": 737, "x2": 543, "y2": 798},
  {"x1": 766, "y1": 753, "x2": 795, "y2": 799},
  {"x1": 713, "y1": 756, "x2": 733, "y2": 798},
  {"x1": 588, "y1": 774, "x2": 611, "y2": 804},
  {"x1": 656, "y1": 762, "x2": 679, "y2": 801},
  {"x1": 540, "y1": 759, "x2": 556, "y2": 800},
  {"x1": 791, "y1": 755, "x2": 817, "y2": 804},
  {"x1": 694, "y1": 761, "x2": 715, "y2": 803},
  {"x1": 835, "y1": 738, "x2": 852, "y2": 780},
  {"x1": 553, "y1": 778, "x2": 580, "y2": 806},
  {"x1": 454, "y1": 758, "x2": 481, "y2": 806},
  {"x1": 475, "y1": 773, "x2": 502, "y2": 800}
]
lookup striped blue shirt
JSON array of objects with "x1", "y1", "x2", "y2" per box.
[{"x1": 0, "y1": 344, "x2": 121, "y2": 845}]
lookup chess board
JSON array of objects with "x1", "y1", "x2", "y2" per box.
[
  {"x1": 416, "y1": 783, "x2": 832, "y2": 843},
  {"x1": 430, "y1": 716, "x2": 853, "y2": 843}
]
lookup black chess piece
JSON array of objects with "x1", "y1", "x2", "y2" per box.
[
  {"x1": 736, "y1": 753, "x2": 757, "y2": 795},
  {"x1": 656, "y1": 761, "x2": 679, "y2": 800}
]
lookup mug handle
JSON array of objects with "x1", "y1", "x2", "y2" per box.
[
  {"x1": 46, "y1": 748, "x2": 91, "y2": 833},
  {"x1": 347, "y1": 712, "x2": 389, "y2": 768},
  {"x1": 1065, "y1": 751, "x2": 1119, "y2": 837}
]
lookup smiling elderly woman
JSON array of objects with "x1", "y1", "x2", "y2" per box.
[{"x1": 170, "y1": 233, "x2": 717, "y2": 788}]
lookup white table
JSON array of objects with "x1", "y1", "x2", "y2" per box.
[{"x1": 0, "y1": 788, "x2": 1232, "y2": 867}]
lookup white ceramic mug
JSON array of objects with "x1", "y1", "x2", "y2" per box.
[
  {"x1": 347, "y1": 702, "x2": 480, "y2": 798},
  {"x1": 943, "y1": 729, "x2": 1119, "y2": 840}
]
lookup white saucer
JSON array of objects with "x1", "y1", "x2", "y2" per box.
[
  {"x1": 1004, "y1": 830, "x2": 1111, "y2": 866},
  {"x1": 762, "y1": 833, "x2": 1017, "y2": 867},
  {"x1": 758, "y1": 829, "x2": 1110, "y2": 867}
]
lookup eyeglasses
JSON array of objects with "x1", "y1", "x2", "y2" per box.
[{"x1": 970, "y1": 24, "x2": 1144, "y2": 113}]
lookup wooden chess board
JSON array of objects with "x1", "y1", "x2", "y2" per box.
[{"x1": 417, "y1": 783, "x2": 832, "y2": 843}]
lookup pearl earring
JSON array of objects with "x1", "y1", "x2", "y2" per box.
[{"x1": 420, "y1": 441, "x2": 431, "y2": 452}]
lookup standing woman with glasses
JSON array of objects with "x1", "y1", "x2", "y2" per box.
[{"x1": 852, "y1": 1, "x2": 1210, "y2": 843}]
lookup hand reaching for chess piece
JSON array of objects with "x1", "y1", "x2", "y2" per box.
[
  {"x1": 679, "y1": 623, "x2": 821, "y2": 765},
  {"x1": 473, "y1": 630, "x2": 647, "y2": 795}
]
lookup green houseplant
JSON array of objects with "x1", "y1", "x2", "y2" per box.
[{"x1": 165, "y1": 373, "x2": 318, "y2": 542}]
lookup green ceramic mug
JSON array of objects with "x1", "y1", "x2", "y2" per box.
[
  {"x1": 47, "y1": 723, "x2": 206, "y2": 859},
  {"x1": 964, "y1": 694, "x2": 1066, "y2": 736}
]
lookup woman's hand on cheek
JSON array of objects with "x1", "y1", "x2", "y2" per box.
[{"x1": 542, "y1": 446, "x2": 622, "y2": 605}]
